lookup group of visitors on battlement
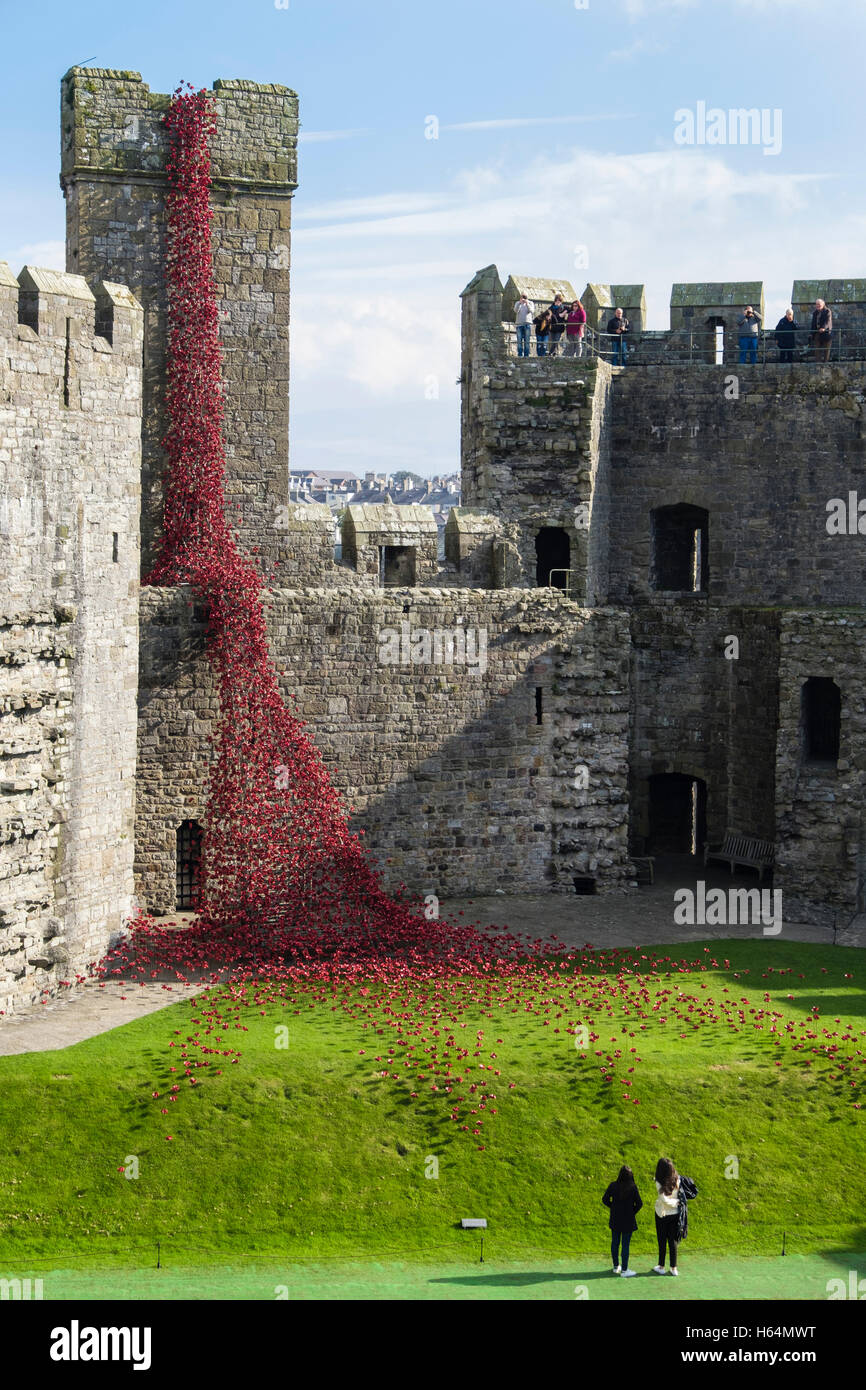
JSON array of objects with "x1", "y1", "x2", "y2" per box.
[
  {"x1": 513, "y1": 292, "x2": 630, "y2": 364},
  {"x1": 738, "y1": 299, "x2": 833, "y2": 363},
  {"x1": 514, "y1": 291, "x2": 835, "y2": 365}
]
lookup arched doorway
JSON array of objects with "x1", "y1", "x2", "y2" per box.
[
  {"x1": 535, "y1": 526, "x2": 570, "y2": 589},
  {"x1": 648, "y1": 774, "x2": 707, "y2": 855},
  {"x1": 176, "y1": 820, "x2": 203, "y2": 910}
]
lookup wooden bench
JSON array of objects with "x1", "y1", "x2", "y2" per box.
[{"x1": 703, "y1": 831, "x2": 775, "y2": 881}]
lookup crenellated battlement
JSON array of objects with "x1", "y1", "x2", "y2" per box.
[
  {"x1": 0, "y1": 261, "x2": 143, "y2": 407},
  {"x1": 465, "y1": 265, "x2": 866, "y2": 361},
  {"x1": 60, "y1": 67, "x2": 299, "y2": 191}
]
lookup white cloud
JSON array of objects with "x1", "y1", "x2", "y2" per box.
[
  {"x1": 303, "y1": 259, "x2": 473, "y2": 284},
  {"x1": 293, "y1": 149, "x2": 828, "y2": 254},
  {"x1": 620, "y1": 0, "x2": 696, "y2": 16},
  {"x1": 620, "y1": 0, "x2": 858, "y2": 10},
  {"x1": 290, "y1": 139, "x2": 857, "y2": 457},
  {"x1": 736, "y1": 0, "x2": 859, "y2": 6},
  {"x1": 291, "y1": 288, "x2": 459, "y2": 398},
  {"x1": 298, "y1": 128, "x2": 371, "y2": 143},
  {"x1": 295, "y1": 192, "x2": 449, "y2": 222},
  {"x1": 441, "y1": 113, "x2": 638, "y2": 132},
  {"x1": 607, "y1": 38, "x2": 669, "y2": 63},
  {"x1": 0, "y1": 239, "x2": 65, "y2": 273}
]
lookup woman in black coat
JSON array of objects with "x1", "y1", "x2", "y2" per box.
[{"x1": 602, "y1": 1164, "x2": 643, "y2": 1277}]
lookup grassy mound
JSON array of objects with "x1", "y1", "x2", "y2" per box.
[{"x1": 0, "y1": 940, "x2": 863, "y2": 1268}]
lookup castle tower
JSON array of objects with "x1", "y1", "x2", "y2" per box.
[
  {"x1": 60, "y1": 68, "x2": 299, "y2": 577},
  {"x1": 459, "y1": 265, "x2": 612, "y2": 604}
]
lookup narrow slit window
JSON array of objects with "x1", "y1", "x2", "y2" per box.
[
  {"x1": 17, "y1": 289, "x2": 38, "y2": 333},
  {"x1": 706, "y1": 316, "x2": 725, "y2": 365},
  {"x1": 801, "y1": 677, "x2": 840, "y2": 765},
  {"x1": 535, "y1": 687, "x2": 543, "y2": 725},
  {"x1": 112, "y1": 532, "x2": 119, "y2": 563},
  {"x1": 63, "y1": 318, "x2": 71, "y2": 407},
  {"x1": 95, "y1": 302, "x2": 114, "y2": 344},
  {"x1": 176, "y1": 820, "x2": 203, "y2": 911}
]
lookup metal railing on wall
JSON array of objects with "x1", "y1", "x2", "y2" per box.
[
  {"x1": 544, "y1": 568, "x2": 574, "y2": 595},
  {"x1": 505, "y1": 321, "x2": 866, "y2": 366}
]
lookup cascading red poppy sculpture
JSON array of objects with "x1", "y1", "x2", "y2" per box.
[{"x1": 146, "y1": 85, "x2": 431, "y2": 944}]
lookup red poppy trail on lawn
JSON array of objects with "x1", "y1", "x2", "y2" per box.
[{"x1": 87, "y1": 88, "x2": 861, "y2": 1151}]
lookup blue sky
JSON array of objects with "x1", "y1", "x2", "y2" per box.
[{"x1": 1, "y1": 0, "x2": 865, "y2": 477}]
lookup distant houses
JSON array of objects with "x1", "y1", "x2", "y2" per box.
[{"x1": 289, "y1": 469, "x2": 461, "y2": 554}]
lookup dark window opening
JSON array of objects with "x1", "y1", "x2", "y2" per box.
[
  {"x1": 112, "y1": 532, "x2": 119, "y2": 563},
  {"x1": 63, "y1": 318, "x2": 71, "y2": 407},
  {"x1": 535, "y1": 687, "x2": 543, "y2": 724},
  {"x1": 176, "y1": 820, "x2": 203, "y2": 910},
  {"x1": 648, "y1": 773, "x2": 707, "y2": 855},
  {"x1": 706, "y1": 315, "x2": 725, "y2": 365},
  {"x1": 573, "y1": 875, "x2": 597, "y2": 895},
  {"x1": 17, "y1": 289, "x2": 38, "y2": 333},
  {"x1": 95, "y1": 302, "x2": 114, "y2": 344},
  {"x1": 380, "y1": 545, "x2": 416, "y2": 588},
  {"x1": 651, "y1": 504, "x2": 709, "y2": 592},
  {"x1": 535, "y1": 526, "x2": 570, "y2": 589},
  {"x1": 801, "y1": 677, "x2": 840, "y2": 765}
]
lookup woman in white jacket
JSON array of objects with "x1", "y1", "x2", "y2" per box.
[{"x1": 653, "y1": 1157, "x2": 681, "y2": 1275}]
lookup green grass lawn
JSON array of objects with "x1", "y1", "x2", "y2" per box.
[{"x1": 0, "y1": 939, "x2": 863, "y2": 1280}]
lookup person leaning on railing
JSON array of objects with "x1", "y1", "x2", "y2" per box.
[
  {"x1": 811, "y1": 298, "x2": 832, "y2": 362},
  {"x1": 606, "y1": 307, "x2": 630, "y2": 365},
  {"x1": 533, "y1": 306, "x2": 553, "y2": 356},
  {"x1": 737, "y1": 305, "x2": 761, "y2": 364},
  {"x1": 514, "y1": 292, "x2": 533, "y2": 357},
  {"x1": 564, "y1": 298, "x2": 587, "y2": 357},
  {"x1": 548, "y1": 294, "x2": 568, "y2": 356},
  {"x1": 774, "y1": 308, "x2": 799, "y2": 363}
]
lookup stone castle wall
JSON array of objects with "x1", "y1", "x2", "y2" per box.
[
  {"x1": 0, "y1": 263, "x2": 142, "y2": 1012},
  {"x1": 775, "y1": 611, "x2": 866, "y2": 926},
  {"x1": 629, "y1": 603, "x2": 780, "y2": 851},
  {"x1": 609, "y1": 365, "x2": 866, "y2": 607},
  {"x1": 136, "y1": 587, "x2": 633, "y2": 911},
  {"x1": 460, "y1": 264, "x2": 866, "y2": 922}
]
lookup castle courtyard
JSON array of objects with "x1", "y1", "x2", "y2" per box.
[{"x1": 0, "y1": 5, "x2": 864, "y2": 1341}]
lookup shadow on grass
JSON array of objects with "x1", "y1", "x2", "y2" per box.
[
  {"x1": 820, "y1": 1243, "x2": 866, "y2": 1273},
  {"x1": 429, "y1": 1268, "x2": 615, "y2": 1287}
]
